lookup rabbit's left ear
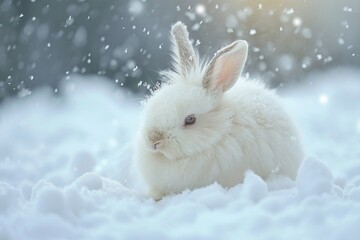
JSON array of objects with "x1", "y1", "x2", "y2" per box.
[
  {"x1": 203, "y1": 40, "x2": 248, "y2": 94},
  {"x1": 170, "y1": 22, "x2": 197, "y2": 77}
]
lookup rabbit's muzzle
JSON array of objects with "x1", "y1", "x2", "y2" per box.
[{"x1": 148, "y1": 130, "x2": 164, "y2": 150}]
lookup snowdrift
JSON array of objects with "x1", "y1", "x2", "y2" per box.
[{"x1": 1, "y1": 69, "x2": 360, "y2": 240}]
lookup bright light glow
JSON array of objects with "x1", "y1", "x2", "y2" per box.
[
  {"x1": 356, "y1": 121, "x2": 360, "y2": 133},
  {"x1": 129, "y1": 0, "x2": 144, "y2": 15},
  {"x1": 319, "y1": 94, "x2": 329, "y2": 104},
  {"x1": 293, "y1": 17, "x2": 302, "y2": 27},
  {"x1": 195, "y1": 4, "x2": 206, "y2": 15}
]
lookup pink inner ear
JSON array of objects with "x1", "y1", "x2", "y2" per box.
[{"x1": 213, "y1": 50, "x2": 243, "y2": 92}]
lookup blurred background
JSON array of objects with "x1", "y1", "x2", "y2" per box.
[{"x1": 0, "y1": 0, "x2": 359, "y2": 100}]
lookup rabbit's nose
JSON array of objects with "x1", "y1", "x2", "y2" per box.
[
  {"x1": 153, "y1": 141, "x2": 162, "y2": 150},
  {"x1": 149, "y1": 130, "x2": 164, "y2": 149}
]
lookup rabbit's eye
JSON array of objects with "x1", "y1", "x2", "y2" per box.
[{"x1": 184, "y1": 114, "x2": 196, "y2": 126}]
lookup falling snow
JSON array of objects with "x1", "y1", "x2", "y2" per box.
[{"x1": 0, "y1": 1, "x2": 360, "y2": 239}]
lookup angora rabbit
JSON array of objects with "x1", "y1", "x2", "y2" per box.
[{"x1": 134, "y1": 22, "x2": 303, "y2": 200}]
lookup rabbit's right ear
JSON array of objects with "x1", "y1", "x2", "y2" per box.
[
  {"x1": 202, "y1": 40, "x2": 248, "y2": 95},
  {"x1": 170, "y1": 22, "x2": 197, "y2": 77}
]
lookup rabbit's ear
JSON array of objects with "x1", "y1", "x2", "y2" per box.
[
  {"x1": 203, "y1": 40, "x2": 248, "y2": 94},
  {"x1": 170, "y1": 22, "x2": 197, "y2": 77}
]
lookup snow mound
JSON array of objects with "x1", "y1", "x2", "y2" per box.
[
  {"x1": 1, "y1": 69, "x2": 360, "y2": 239},
  {"x1": 296, "y1": 156, "x2": 333, "y2": 197},
  {"x1": 243, "y1": 171, "x2": 268, "y2": 202}
]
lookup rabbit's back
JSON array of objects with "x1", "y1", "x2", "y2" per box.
[{"x1": 224, "y1": 79, "x2": 303, "y2": 180}]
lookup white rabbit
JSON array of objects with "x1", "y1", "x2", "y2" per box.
[{"x1": 134, "y1": 22, "x2": 303, "y2": 200}]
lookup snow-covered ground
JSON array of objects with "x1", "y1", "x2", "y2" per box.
[{"x1": 0, "y1": 69, "x2": 360, "y2": 240}]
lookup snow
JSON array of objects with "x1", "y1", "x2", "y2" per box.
[
  {"x1": 296, "y1": 157, "x2": 333, "y2": 197},
  {"x1": 1, "y1": 68, "x2": 360, "y2": 239}
]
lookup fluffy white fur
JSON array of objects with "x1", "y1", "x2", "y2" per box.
[{"x1": 134, "y1": 22, "x2": 303, "y2": 200}]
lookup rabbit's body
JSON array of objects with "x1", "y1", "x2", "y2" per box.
[{"x1": 134, "y1": 22, "x2": 303, "y2": 200}]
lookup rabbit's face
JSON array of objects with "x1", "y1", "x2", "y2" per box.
[
  {"x1": 137, "y1": 22, "x2": 248, "y2": 161},
  {"x1": 141, "y1": 81, "x2": 232, "y2": 160}
]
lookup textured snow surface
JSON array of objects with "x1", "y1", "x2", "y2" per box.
[{"x1": 1, "y1": 69, "x2": 360, "y2": 240}]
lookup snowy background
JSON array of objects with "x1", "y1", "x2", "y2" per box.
[
  {"x1": 1, "y1": 0, "x2": 359, "y2": 97},
  {"x1": 1, "y1": 1, "x2": 360, "y2": 239}
]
